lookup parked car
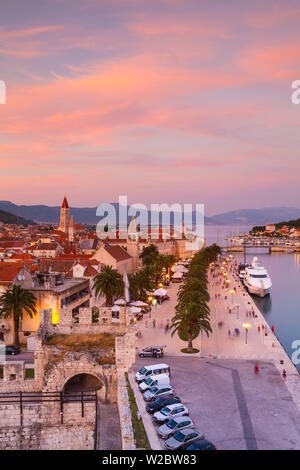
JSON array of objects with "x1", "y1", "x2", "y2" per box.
[
  {"x1": 138, "y1": 347, "x2": 164, "y2": 358},
  {"x1": 143, "y1": 385, "x2": 175, "y2": 402},
  {"x1": 153, "y1": 403, "x2": 189, "y2": 423},
  {"x1": 186, "y1": 439, "x2": 216, "y2": 451},
  {"x1": 139, "y1": 373, "x2": 170, "y2": 392},
  {"x1": 135, "y1": 363, "x2": 169, "y2": 382},
  {"x1": 5, "y1": 345, "x2": 21, "y2": 355},
  {"x1": 146, "y1": 396, "x2": 181, "y2": 414},
  {"x1": 158, "y1": 416, "x2": 195, "y2": 439},
  {"x1": 165, "y1": 429, "x2": 204, "y2": 450}
]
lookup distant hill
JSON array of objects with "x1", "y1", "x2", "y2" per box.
[
  {"x1": 0, "y1": 208, "x2": 35, "y2": 226},
  {"x1": 1, "y1": 201, "x2": 300, "y2": 227},
  {"x1": 206, "y1": 207, "x2": 300, "y2": 226}
]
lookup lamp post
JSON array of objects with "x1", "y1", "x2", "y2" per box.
[
  {"x1": 243, "y1": 323, "x2": 251, "y2": 344},
  {"x1": 234, "y1": 303, "x2": 240, "y2": 320},
  {"x1": 229, "y1": 289, "x2": 235, "y2": 304}
]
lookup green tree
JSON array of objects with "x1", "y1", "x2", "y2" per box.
[
  {"x1": 0, "y1": 285, "x2": 37, "y2": 348},
  {"x1": 140, "y1": 244, "x2": 159, "y2": 266},
  {"x1": 128, "y1": 268, "x2": 155, "y2": 301},
  {"x1": 93, "y1": 265, "x2": 124, "y2": 306},
  {"x1": 171, "y1": 302, "x2": 212, "y2": 352},
  {"x1": 177, "y1": 277, "x2": 209, "y2": 310}
]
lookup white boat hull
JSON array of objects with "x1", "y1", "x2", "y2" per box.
[{"x1": 244, "y1": 281, "x2": 271, "y2": 297}]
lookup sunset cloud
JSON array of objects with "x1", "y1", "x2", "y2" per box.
[{"x1": 0, "y1": 0, "x2": 299, "y2": 213}]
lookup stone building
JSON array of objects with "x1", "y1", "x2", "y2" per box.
[
  {"x1": 58, "y1": 196, "x2": 70, "y2": 234},
  {"x1": 0, "y1": 303, "x2": 136, "y2": 450}
]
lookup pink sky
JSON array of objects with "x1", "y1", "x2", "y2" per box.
[{"x1": 0, "y1": 0, "x2": 300, "y2": 215}]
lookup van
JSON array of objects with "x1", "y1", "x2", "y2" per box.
[
  {"x1": 139, "y1": 373, "x2": 170, "y2": 392},
  {"x1": 135, "y1": 363, "x2": 170, "y2": 383}
]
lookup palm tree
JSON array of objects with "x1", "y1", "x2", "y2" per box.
[
  {"x1": 171, "y1": 302, "x2": 212, "y2": 352},
  {"x1": 129, "y1": 267, "x2": 156, "y2": 300},
  {"x1": 177, "y1": 277, "x2": 210, "y2": 310},
  {"x1": 93, "y1": 265, "x2": 124, "y2": 306},
  {"x1": 140, "y1": 244, "x2": 159, "y2": 266},
  {"x1": 0, "y1": 285, "x2": 37, "y2": 348}
]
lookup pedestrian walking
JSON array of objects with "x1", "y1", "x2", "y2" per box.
[
  {"x1": 153, "y1": 319, "x2": 156, "y2": 328},
  {"x1": 228, "y1": 329, "x2": 231, "y2": 337},
  {"x1": 271, "y1": 325, "x2": 275, "y2": 333},
  {"x1": 254, "y1": 363, "x2": 259, "y2": 375},
  {"x1": 282, "y1": 369, "x2": 287, "y2": 380},
  {"x1": 145, "y1": 320, "x2": 148, "y2": 328},
  {"x1": 258, "y1": 325, "x2": 260, "y2": 333}
]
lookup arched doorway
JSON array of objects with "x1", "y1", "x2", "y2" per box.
[{"x1": 63, "y1": 373, "x2": 103, "y2": 393}]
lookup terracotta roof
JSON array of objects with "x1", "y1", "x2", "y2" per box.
[
  {"x1": 32, "y1": 242, "x2": 58, "y2": 251},
  {"x1": 0, "y1": 241, "x2": 25, "y2": 249},
  {"x1": 10, "y1": 253, "x2": 36, "y2": 260},
  {"x1": 56, "y1": 253, "x2": 91, "y2": 260},
  {"x1": 103, "y1": 245, "x2": 132, "y2": 262},
  {"x1": 39, "y1": 259, "x2": 74, "y2": 273},
  {"x1": 0, "y1": 266, "x2": 21, "y2": 283},
  {"x1": 84, "y1": 264, "x2": 98, "y2": 276}
]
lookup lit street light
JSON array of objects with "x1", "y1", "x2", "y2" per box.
[
  {"x1": 243, "y1": 323, "x2": 251, "y2": 344},
  {"x1": 229, "y1": 289, "x2": 235, "y2": 304}
]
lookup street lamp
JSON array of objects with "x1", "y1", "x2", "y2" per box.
[
  {"x1": 243, "y1": 323, "x2": 251, "y2": 344},
  {"x1": 234, "y1": 303, "x2": 240, "y2": 320},
  {"x1": 229, "y1": 289, "x2": 235, "y2": 304}
]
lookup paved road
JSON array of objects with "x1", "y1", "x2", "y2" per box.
[
  {"x1": 97, "y1": 402, "x2": 122, "y2": 450},
  {"x1": 4, "y1": 351, "x2": 34, "y2": 364},
  {"x1": 133, "y1": 357, "x2": 300, "y2": 450}
]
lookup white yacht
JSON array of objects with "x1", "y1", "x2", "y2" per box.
[{"x1": 243, "y1": 257, "x2": 272, "y2": 297}]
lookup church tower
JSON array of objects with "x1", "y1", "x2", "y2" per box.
[
  {"x1": 59, "y1": 196, "x2": 70, "y2": 234},
  {"x1": 127, "y1": 216, "x2": 140, "y2": 272},
  {"x1": 69, "y1": 215, "x2": 74, "y2": 242}
]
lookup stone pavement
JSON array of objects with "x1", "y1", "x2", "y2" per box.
[
  {"x1": 133, "y1": 357, "x2": 300, "y2": 450},
  {"x1": 135, "y1": 257, "x2": 300, "y2": 417}
]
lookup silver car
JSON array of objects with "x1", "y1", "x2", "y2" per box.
[
  {"x1": 165, "y1": 429, "x2": 204, "y2": 450},
  {"x1": 143, "y1": 385, "x2": 175, "y2": 402},
  {"x1": 153, "y1": 403, "x2": 189, "y2": 423},
  {"x1": 158, "y1": 416, "x2": 195, "y2": 439}
]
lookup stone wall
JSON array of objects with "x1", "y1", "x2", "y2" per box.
[
  {"x1": 117, "y1": 374, "x2": 135, "y2": 449},
  {"x1": 0, "y1": 424, "x2": 94, "y2": 450}
]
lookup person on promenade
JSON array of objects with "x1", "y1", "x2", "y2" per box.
[
  {"x1": 282, "y1": 369, "x2": 287, "y2": 380},
  {"x1": 254, "y1": 363, "x2": 259, "y2": 375},
  {"x1": 258, "y1": 325, "x2": 260, "y2": 333},
  {"x1": 228, "y1": 329, "x2": 231, "y2": 337},
  {"x1": 271, "y1": 325, "x2": 275, "y2": 333},
  {"x1": 153, "y1": 319, "x2": 156, "y2": 328}
]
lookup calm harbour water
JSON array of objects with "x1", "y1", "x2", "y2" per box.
[{"x1": 205, "y1": 225, "x2": 300, "y2": 372}]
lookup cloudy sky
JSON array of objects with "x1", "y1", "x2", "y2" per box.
[{"x1": 0, "y1": 0, "x2": 300, "y2": 215}]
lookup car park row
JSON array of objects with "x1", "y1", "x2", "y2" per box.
[{"x1": 135, "y1": 362, "x2": 216, "y2": 450}]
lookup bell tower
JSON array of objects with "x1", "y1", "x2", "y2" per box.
[
  {"x1": 127, "y1": 216, "x2": 139, "y2": 272},
  {"x1": 59, "y1": 196, "x2": 70, "y2": 234}
]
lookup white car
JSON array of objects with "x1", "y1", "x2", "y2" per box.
[
  {"x1": 153, "y1": 403, "x2": 189, "y2": 424},
  {"x1": 158, "y1": 416, "x2": 195, "y2": 439}
]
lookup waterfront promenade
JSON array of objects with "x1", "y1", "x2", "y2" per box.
[{"x1": 135, "y1": 257, "x2": 300, "y2": 425}]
